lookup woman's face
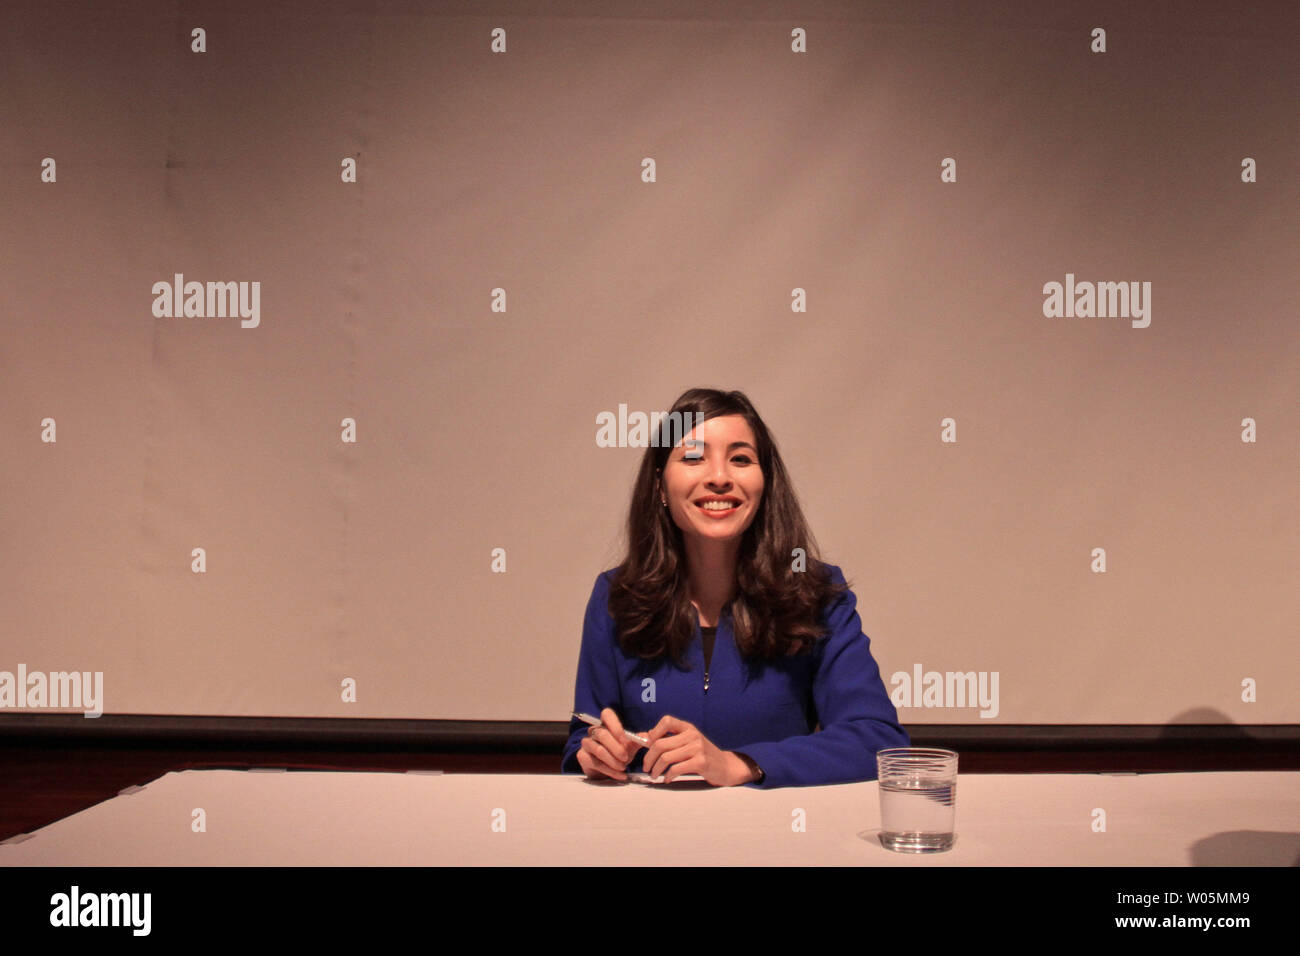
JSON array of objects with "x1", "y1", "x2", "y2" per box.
[{"x1": 660, "y1": 414, "x2": 765, "y2": 542}]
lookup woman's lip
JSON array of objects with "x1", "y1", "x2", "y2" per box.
[{"x1": 695, "y1": 502, "x2": 741, "y2": 518}]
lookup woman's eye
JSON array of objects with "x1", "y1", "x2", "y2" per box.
[{"x1": 682, "y1": 455, "x2": 753, "y2": 464}]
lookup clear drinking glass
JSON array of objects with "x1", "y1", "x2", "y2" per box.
[{"x1": 876, "y1": 747, "x2": 958, "y2": 853}]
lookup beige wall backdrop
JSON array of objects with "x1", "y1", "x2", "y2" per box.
[{"x1": 1, "y1": 0, "x2": 1296, "y2": 725}]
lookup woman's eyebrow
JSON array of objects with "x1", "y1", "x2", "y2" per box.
[{"x1": 681, "y1": 440, "x2": 758, "y2": 458}]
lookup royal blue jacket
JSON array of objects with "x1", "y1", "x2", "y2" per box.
[{"x1": 561, "y1": 563, "x2": 910, "y2": 788}]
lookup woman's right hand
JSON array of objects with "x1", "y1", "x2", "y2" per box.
[{"x1": 576, "y1": 707, "x2": 642, "y2": 781}]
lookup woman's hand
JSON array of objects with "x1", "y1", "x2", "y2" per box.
[
  {"x1": 575, "y1": 707, "x2": 643, "y2": 782},
  {"x1": 642, "y1": 715, "x2": 758, "y2": 786}
]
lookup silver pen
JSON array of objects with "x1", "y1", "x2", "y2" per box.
[{"x1": 571, "y1": 711, "x2": 650, "y2": 747}]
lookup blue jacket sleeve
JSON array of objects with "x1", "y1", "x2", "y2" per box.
[
  {"x1": 735, "y1": 568, "x2": 910, "y2": 788},
  {"x1": 561, "y1": 571, "x2": 622, "y2": 774}
]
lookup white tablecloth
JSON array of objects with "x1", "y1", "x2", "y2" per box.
[{"x1": 3, "y1": 770, "x2": 1296, "y2": 865}]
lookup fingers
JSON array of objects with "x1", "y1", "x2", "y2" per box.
[
  {"x1": 577, "y1": 737, "x2": 628, "y2": 781},
  {"x1": 662, "y1": 754, "x2": 704, "y2": 784},
  {"x1": 575, "y1": 707, "x2": 647, "y2": 781},
  {"x1": 590, "y1": 725, "x2": 629, "y2": 764},
  {"x1": 600, "y1": 707, "x2": 626, "y2": 739},
  {"x1": 641, "y1": 715, "x2": 686, "y2": 771},
  {"x1": 647, "y1": 740, "x2": 700, "y2": 781},
  {"x1": 643, "y1": 728, "x2": 699, "y2": 779},
  {"x1": 644, "y1": 714, "x2": 689, "y2": 744},
  {"x1": 598, "y1": 708, "x2": 632, "y2": 762}
]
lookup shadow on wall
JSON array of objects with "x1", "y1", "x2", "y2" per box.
[
  {"x1": 1159, "y1": 707, "x2": 1262, "y2": 746},
  {"x1": 1166, "y1": 707, "x2": 1299, "y2": 865}
]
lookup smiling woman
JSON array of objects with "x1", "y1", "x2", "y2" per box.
[{"x1": 562, "y1": 387, "x2": 910, "y2": 788}]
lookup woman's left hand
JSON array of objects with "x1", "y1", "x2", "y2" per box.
[{"x1": 642, "y1": 715, "x2": 757, "y2": 786}]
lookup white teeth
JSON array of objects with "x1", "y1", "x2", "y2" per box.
[{"x1": 699, "y1": 501, "x2": 737, "y2": 511}]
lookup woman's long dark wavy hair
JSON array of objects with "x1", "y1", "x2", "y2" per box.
[{"x1": 607, "y1": 387, "x2": 849, "y2": 668}]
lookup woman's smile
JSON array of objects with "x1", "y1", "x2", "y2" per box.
[{"x1": 694, "y1": 495, "x2": 743, "y2": 518}]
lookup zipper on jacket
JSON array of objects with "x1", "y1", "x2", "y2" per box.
[
  {"x1": 703, "y1": 633, "x2": 710, "y2": 693},
  {"x1": 702, "y1": 621, "x2": 712, "y2": 694}
]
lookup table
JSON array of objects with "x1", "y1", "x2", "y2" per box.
[{"x1": 3, "y1": 770, "x2": 1296, "y2": 865}]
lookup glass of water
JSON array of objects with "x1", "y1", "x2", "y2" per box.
[{"x1": 876, "y1": 748, "x2": 958, "y2": 853}]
